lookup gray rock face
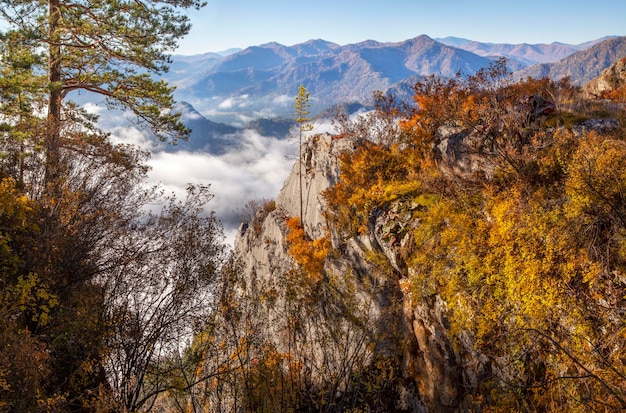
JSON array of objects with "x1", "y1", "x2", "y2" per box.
[
  {"x1": 275, "y1": 134, "x2": 356, "y2": 239},
  {"x1": 576, "y1": 118, "x2": 620, "y2": 134},
  {"x1": 411, "y1": 295, "x2": 463, "y2": 409},
  {"x1": 233, "y1": 133, "x2": 351, "y2": 295},
  {"x1": 435, "y1": 125, "x2": 495, "y2": 178},
  {"x1": 235, "y1": 208, "x2": 293, "y2": 282}
]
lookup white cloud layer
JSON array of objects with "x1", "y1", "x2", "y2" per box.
[
  {"x1": 93, "y1": 105, "x2": 343, "y2": 248},
  {"x1": 218, "y1": 97, "x2": 235, "y2": 109},
  {"x1": 145, "y1": 129, "x2": 297, "y2": 247}
]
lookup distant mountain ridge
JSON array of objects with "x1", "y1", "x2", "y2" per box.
[
  {"x1": 436, "y1": 37, "x2": 580, "y2": 67},
  {"x1": 514, "y1": 36, "x2": 626, "y2": 85},
  {"x1": 167, "y1": 35, "x2": 495, "y2": 118},
  {"x1": 163, "y1": 34, "x2": 626, "y2": 132},
  {"x1": 436, "y1": 36, "x2": 617, "y2": 66}
]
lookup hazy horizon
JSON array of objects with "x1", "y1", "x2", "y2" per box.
[{"x1": 176, "y1": 0, "x2": 626, "y2": 55}]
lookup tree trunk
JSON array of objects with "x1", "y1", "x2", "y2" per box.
[
  {"x1": 299, "y1": 130, "x2": 303, "y2": 224},
  {"x1": 46, "y1": 0, "x2": 63, "y2": 190}
]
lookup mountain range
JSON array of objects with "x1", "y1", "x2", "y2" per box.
[
  {"x1": 514, "y1": 36, "x2": 626, "y2": 84},
  {"x1": 435, "y1": 36, "x2": 612, "y2": 67},
  {"x1": 176, "y1": 36, "x2": 491, "y2": 108},
  {"x1": 164, "y1": 35, "x2": 626, "y2": 150}
]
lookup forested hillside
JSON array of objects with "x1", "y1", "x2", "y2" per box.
[
  {"x1": 516, "y1": 36, "x2": 626, "y2": 85},
  {"x1": 321, "y1": 62, "x2": 626, "y2": 410}
]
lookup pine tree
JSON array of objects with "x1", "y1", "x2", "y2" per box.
[
  {"x1": 292, "y1": 84, "x2": 314, "y2": 224},
  {"x1": 0, "y1": 0, "x2": 198, "y2": 191}
]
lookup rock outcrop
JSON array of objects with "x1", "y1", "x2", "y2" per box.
[
  {"x1": 233, "y1": 134, "x2": 353, "y2": 303},
  {"x1": 274, "y1": 134, "x2": 355, "y2": 238},
  {"x1": 583, "y1": 57, "x2": 626, "y2": 98},
  {"x1": 583, "y1": 58, "x2": 626, "y2": 98},
  {"x1": 233, "y1": 133, "x2": 485, "y2": 412}
]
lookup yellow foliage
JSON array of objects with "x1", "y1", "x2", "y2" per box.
[
  {"x1": 565, "y1": 134, "x2": 626, "y2": 271},
  {"x1": 0, "y1": 177, "x2": 36, "y2": 262},
  {"x1": 321, "y1": 70, "x2": 626, "y2": 409},
  {"x1": 323, "y1": 140, "x2": 424, "y2": 238},
  {"x1": 12, "y1": 273, "x2": 59, "y2": 327},
  {"x1": 0, "y1": 177, "x2": 34, "y2": 221},
  {"x1": 566, "y1": 135, "x2": 626, "y2": 219}
]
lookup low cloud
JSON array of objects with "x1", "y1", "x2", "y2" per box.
[
  {"x1": 218, "y1": 95, "x2": 251, "y2": 110},
  {"x1": 86, "y1": 104, "x2": 159, "y2": 151},
  {"x1": 145, "y1": 129, "x2": 296, "y2": 247},
  {"x1": 109, "y1": 126, "x2": 156, "y2": 151},
  {"x1": 94, "y1": 107, "x2": 332, "y2": 248},
  {"x1": 272, "y1": 94, "x2": 292, "y2": 105},
  {"x1": 179, "y1": 110, "x2": 203, "y2": 121},
  {"x1": 83, "y1": 102, "x2": 105, "y2": 116},
  {"x1": 252, "y1": 107, "x2": 279, "y2": 119}
]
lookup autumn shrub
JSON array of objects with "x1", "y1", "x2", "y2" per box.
[
  {"x1": 324, "y1": 141, "x2": 422, "y2": 239},
  {"x1": 398, "y1": 147, "x2": 626, "y2": 409},
  {"x1": 606, "y1": 84, "x2": 626, "y2": 102},
  {"x1": 237, "y1": 344, "x2": 303, "y2": 413},
  {"x1": 565, "y1": 134, "x2": 626, "y2": 268}
]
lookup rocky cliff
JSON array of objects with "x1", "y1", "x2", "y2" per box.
[
  {"x1": 224, "y1": 56, "x2": 626, "y2": 408},
  {"x1": 232, "y1": 133, "x2": 489, "y2": 412},
  {"x1": 230, "y1": 95, "x2": 626, "y2": 409}
]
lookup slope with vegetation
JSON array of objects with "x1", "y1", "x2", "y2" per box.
[
  {"x1": 214, "y1": 59, "x2": 626, "y2": 412},
  {"x1": 516, "y1": 36, "x2": 626, "y2": 85},
  {"x1": 326, "y1": 59, "x2": 626, "y2": 410}
]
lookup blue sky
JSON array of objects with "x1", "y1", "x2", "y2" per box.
[{"x1": 176, "y1": 0, "x2": 626, "y2": 55}]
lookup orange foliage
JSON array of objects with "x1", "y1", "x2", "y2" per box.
[
  {"x1": 605, "y1": 85, "x2": 626, "y2": 102},
  {"x1": 285, "y1": 217, "x2": 329, "y2": 282},
  {"x1": 323, "y1": 140, "x2": 423, "y2": 238},
  {"x1": 399, "y1": 76, "x2": 471, "y2": 158}
]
